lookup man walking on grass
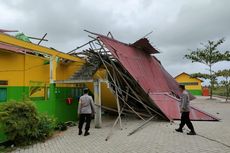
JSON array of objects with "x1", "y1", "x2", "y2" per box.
[
  {"x1": 78, "y1": 88, "x2": 95, "y2": 136},
  {"x1": 175, "y1": 85, "x2": 196, "y2": 135}
]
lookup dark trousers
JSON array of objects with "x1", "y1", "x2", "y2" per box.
[
  {"x1": 179, "y1": 112, "x2": 195, "y2": 132},
  {"x1": 78, "y1": 114, "x2": 91, "y2": 132}
]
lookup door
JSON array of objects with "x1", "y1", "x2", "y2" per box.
[{"x1": 0, "y1": 88, "x2": 7, "y2": 102}]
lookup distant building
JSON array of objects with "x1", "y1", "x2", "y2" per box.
[{"x1": 175, "y1": 72, "x2": 202, "y2": 96}]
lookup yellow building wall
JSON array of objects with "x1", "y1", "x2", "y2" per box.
[
  {"x1": 93, "y1": 68, "x2": 107, "y2": 80},
  {"x1": 175, "y1": 73, "x2": 202, "y2": 90},
  {"x1": 0, "y1": 49, "x2": 115, "y2": 107},
  {"x1": 56, "y1": 61, "x2": 84, "y2": 81},
  {"x1": 0, "y1": 50, "x2": 84, "y2": 86},
  {"x1": 0, "y1": 50, "x2": 25, "y2": 86},
  {"x1": 25, "y1": 55, "x2": 50, "y2": 86},
  {"x1": 86, "y1": 82, "x2": 117, "y2": 109}
]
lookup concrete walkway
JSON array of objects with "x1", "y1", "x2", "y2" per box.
[{"x1": 12, "y1": 96, "x2": 230, "y2": 153}]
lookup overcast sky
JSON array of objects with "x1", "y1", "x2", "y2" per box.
[{"x1": 0, "y1": 0, "x2": 229, "y2": 81}]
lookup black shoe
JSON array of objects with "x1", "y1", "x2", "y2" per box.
[
  {"x1": 187, "y1": 131, "x2": 196, "y2": 135},
  {"x1": 175, "y1": 128, "x2": 183, "y2": 133},
  {"x1": 78, "y1": 130, "x2": 82, "y2": 135},
  {"x1": 84, "y1": 132, "x2": 90, "y2": 136}
]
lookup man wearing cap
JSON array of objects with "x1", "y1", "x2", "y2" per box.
[
  {"x1": 175, "y1": 85, "x2": 196, "y2": 135},
  {"x1": 78, "y1": 88, "x2": 95, "y2": 136}
]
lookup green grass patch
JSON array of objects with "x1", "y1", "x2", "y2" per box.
[{"x1": 213, "y1": 86, "x2": 227, "y2": 96}]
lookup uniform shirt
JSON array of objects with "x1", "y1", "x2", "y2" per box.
[
  {"x1": 180, "y1": 90, "x2": 190, "y2": 112},
  {"x1": 78, "y1": 94, "x2": 95, "y2": 114}
]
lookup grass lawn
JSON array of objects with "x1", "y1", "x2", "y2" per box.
[{"x1": 213, "y1": 86, "x2": 228, "y2": 96}]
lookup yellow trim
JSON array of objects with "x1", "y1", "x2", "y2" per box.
[{"x1": 0, "y1": 33, "x2": 82, "y2": 62}]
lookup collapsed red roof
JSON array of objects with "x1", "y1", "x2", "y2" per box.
[{"x1": 97, "y1": 35, "x2": 219, "y2": 121}]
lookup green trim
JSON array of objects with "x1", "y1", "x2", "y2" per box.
[{"x1": 188, "y1": 89, "x2": 202, "y2": 95}]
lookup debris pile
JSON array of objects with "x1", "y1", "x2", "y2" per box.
[{"x1": 69, "y1": 31, "x2": 219, "y2": 123}]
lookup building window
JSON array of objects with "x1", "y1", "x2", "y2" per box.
[
  {"x1": 29, "y1": 81, "x2": 49, "y2": 100},
  {"x1": 0, "y1": 80, "x2": 8, "y2": 85},
  {"x1": 0, "y1": 88, "x2": 7, "y2": 102},
  {"x1": 180, "y1": 82, "x2": 198, "y2": 86}
]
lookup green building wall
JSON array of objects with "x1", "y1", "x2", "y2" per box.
[
  {"x1": 0, "y1": 84, "x2": 82, "y2": 143},
  {"x1": 188, "y1": 89, "x2": 202, "y2": 96}
]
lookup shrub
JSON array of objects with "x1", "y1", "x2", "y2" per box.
[
  {"x1": 55, "y1": 122, "x2": 67, "y2": 131},
  {"x1": 0, "y1": 101, "x2": 39, "y2": 146},
  {"x1": 54, "y1": 121, "x2": 77, "y2": 131},
  {"x1": 0, "y1": 101, "x2": 56, "y2": 146},
  {"x1": 36, "y1": 114, "x2": 56, "y2": 141}
]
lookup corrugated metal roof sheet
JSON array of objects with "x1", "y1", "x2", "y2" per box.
[
  {"x1": 98, "y1": 35, "x2": 219, "y2": 121},
  {"x1": 131, "y1": 38, "x2": 159, "y2": 54},
  {"x1": 0, "y1": 29, "x2": 18, "y2": 33}
]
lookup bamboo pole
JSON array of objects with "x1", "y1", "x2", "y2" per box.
[
  {"x1": 38, "y1": 33, "x2": 47, "y2": 45},
  {"x1": 98, "y1": 105, "x2": 150, "y2": 118},
  {"x1": 95, "y1": 40, "x2": 154, "y2": 116},
  {"x1": 101, "y1": 57, "x2": 163, "y2": 117},
  {"x1": 86, "y1": 38, "x2": 162, "y2": 119},
  {"x1": 105, "y1": 106, "x2": 125, "y2": 141},
  {"x1": 128, "y1": 115, "x2": 156, "y2": 136},
  {"x1": 113, "y1": 68, "x2": 123, "y2": 130},
  {"x1": 92, "y1": 42, "x2": 146, "y2": 121}
]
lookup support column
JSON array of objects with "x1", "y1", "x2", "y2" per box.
[
  {"x1": 49, "y1": 56, "x2": 57, "y2": 115},
  {"x1": 94, "y1": 79, "x2": 102, "y2": 128},
  {"x1": 50, "y1": 55, "x2": 57, "y2": 83}
]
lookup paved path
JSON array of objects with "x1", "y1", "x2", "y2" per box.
[{"x1": 12, "y1": 96, "x2": 230, "y2": 153}]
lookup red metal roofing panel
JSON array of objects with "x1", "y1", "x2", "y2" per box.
[
  {"x1": 150, "y1": 94, "x2": 219, "y2": 121},
  {"x1": 131, "y1": 38, "x2": 159, "y2": 54},
  {"x1": 0, "y1": 29, "x2": 18, "y2": 33},
  {"x1": 99, "y1": 36, "x2": 180, "y2": 94},
  {"x1": 98, "y1": 35, "x2": 219, "y2": 121}
]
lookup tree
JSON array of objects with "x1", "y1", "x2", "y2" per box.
[
  {"x1": 191, "y1": 72, "x2": 218, "y2": 95},
  {"x1": 216, "y1": 69, "x2": 230, "y2": 101},
  {"x1": 185, "y1": 38, "x2": 230, "y2": 99}
]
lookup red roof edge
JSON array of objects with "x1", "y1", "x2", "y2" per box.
[
  {"x1": 85, "y1": 30, "x2": 159, "y2": 54},
  {"x1": 131, "y1": 38, "x2": 159, "y2": 54},
  {"x1": 0, "y1": 29, "x2": 18, "y2": 33},
  {"x1": 0, "y1": 42, "x2": 32, "y2": 54}
]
